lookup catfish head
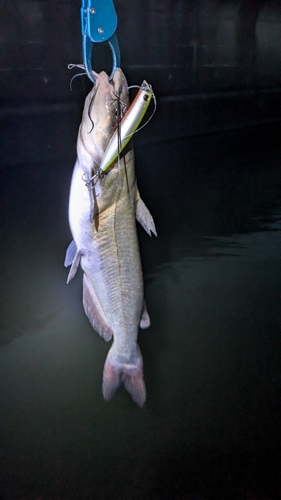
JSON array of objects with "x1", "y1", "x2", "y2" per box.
[{"x1": 78, "y1": 68, "x2": 130, "y2": 165}]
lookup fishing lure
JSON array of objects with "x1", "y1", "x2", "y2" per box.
[{"x1": 99, "y1": 80, "x2": 154, "y2": 172}]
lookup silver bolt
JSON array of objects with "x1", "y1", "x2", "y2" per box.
[
  {"x1": 98, "y1": 27, "x2": 104, "y2": 34},
  {"x1": 90, "y1": 8, "x2": 95, "y2": 14}
]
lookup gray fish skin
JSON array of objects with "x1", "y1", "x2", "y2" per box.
[{"x1": 65, "y1": 69, "x2": 156, "y2": 407}]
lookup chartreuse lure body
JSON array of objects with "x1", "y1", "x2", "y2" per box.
[{"x1": 99, "y1": 81, "x2": 154, "y2": 172}]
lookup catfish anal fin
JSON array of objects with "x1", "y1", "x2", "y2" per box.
[
  {"x1": 83, "y1": 274, "x2": 113, "y2": 342},
  {"x1": 140, "y1": 300, "x2": 151, "y2": 329}
]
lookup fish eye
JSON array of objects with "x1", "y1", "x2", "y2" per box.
[{"x1": 143, "y1": 94, "x2": 149, "y2": 101}]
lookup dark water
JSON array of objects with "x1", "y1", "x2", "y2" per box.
[{"x1": 1, "y1": 124, "x2": 281, "y2": 499}]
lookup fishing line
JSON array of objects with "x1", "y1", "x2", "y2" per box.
[
  {"x1": 68, "y1": 64, "x2": 96, "y2": 132},
  {"x1": 68, "y1": 63, "x2": 86, "y2": 70},
  {"x1": 113, "y1": 91, "x2": 128, "y2": 117},
  {"x1": 68, "y1": 63, "x2": 87, "y2": 90}
]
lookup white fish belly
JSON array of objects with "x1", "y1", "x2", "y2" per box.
[{"x1": 68, "y1": 152, "x2": 144, "y2": 359}]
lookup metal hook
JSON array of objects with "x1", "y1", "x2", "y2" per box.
[{"x1": 80, "y1": 0, "x2": 121, "y2": 83}]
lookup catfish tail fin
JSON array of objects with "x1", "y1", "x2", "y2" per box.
[{"x1": 102, "y1": 346, "x2": 146, "y2": 407}]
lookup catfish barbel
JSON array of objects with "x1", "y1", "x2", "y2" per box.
[{"x1": 64, "y1": 68, "x2": 156, "y2": 407}]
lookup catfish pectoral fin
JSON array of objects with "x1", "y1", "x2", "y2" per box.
[
  {"x1": 140, "y1": 300, "x2": 151, "y2": 329},
  {"x1": 64, "y1": 240, "x2": 82, "y2": 283},
  {"x1": 82, "y1": 274, "x2": 113, "y2": 342},
  {"x1": 136, "y1": 196, "x2": 157, "y2": 237},
  {"x1": 64, "y1": 240, "x2": 77, "y2": 267}
]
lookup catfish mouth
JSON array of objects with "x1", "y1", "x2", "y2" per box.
[
  {"x1": 88, "y1": 69, "x2": 128, "y2": 133},
  {"x1": 110, "y1": 70, "x2": 129, "y2": 134},
  {"x1": 109, "y1": 69, "x2": 128, "y2": 121},
  {"x1": 110, "y1": 68, "x2": 128, "y2": 96}
]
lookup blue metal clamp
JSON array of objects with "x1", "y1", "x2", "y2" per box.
[{"x1": 80, "y1": 0, "x2": 120, "y2": 83}]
